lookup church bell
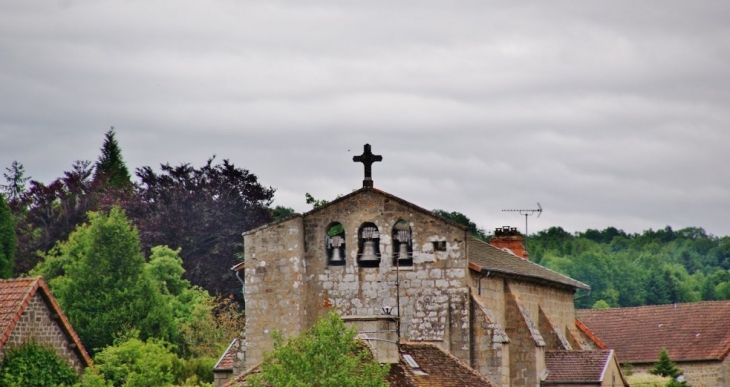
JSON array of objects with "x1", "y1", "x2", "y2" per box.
[
  {"x1": 360, "y1": 239, "x2": 379, "y2": 262},
  {"x1": 397, "y1": 242, "x2": 410, "y2": 263}
]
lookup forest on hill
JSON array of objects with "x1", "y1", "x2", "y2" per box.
[{"x1": 528, "y1": 226, "x2": 730, "y2": 309}]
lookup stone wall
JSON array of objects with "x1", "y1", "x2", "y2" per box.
[
  {"x1": 2, "y1": 292, "x2": 84, "y2": 373},
  {"x1": 243, "y1": 215, "x2": 307, "y2": 370},
  {"x1": 471, "y1": 293, "x2": 510, "y2": 386},
  {"x1": 631, "y1": 357, "x2": 730, "y2": 387}
]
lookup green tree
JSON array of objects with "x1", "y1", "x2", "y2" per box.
[
  {"x1": 93, "y1": 337, "x2": 177, "y2": 387},
  {"x1": 432, "y1": 209, "x2": 489, "y2": 241},
  {"x1": 248, "y1": 312, "x2": 389, "y2": 387},
  {"x1": 38, "y1": 207, "x2": 175, "y2": 354},
  {"x1": 270, "y1": 205, "x2": 296, "y2": 221},
  {"x1": 95, "y1": 128, "x2": 131, "y2": 188},
  {"x1": 0, "y1": 341, "x2": 79, "y2": 387},
  {"x1": 1, "y1": 160, "x2": 30, "y2": 204},
  {"x1": 0, "y1": 194, "x2": 15, "y2": 278},
  {"x1": 649, "y1": 348, "x2": 682, "y2": 379}
]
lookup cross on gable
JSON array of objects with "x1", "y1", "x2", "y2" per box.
[{"x1": 353, "y1": 144, "x2": 382, "y2": 188}]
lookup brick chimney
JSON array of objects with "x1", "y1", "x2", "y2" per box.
[{"x1": 490, "y1": 226, "x2": 529, "y2": 260}]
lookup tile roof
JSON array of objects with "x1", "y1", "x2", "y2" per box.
[
  {"x1": 544, "y1": 350, "x2": 613, "y2": 383},
  {"x1": 577, "y1": 301, "x2": 730, "y2": 363},
  {"x1": 0, "y1": 277, "x2": 92, "y2": 367},
  {"x1": 387, "y1": 342, "x2": 496, "y2": 387},
  {"x1": 467, "y1": 237, "x2": 589, "y2": 290},
  {"x1": 214, "y1": 338, "x2": 239, "y2": 371}
]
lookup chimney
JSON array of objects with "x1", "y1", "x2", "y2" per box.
[{"x1": 490, "y1": 226, "x2": 529, "y2": 260}]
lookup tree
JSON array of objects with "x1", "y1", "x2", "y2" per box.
[
  {"x1": 0, "y1": 194, "x2": 15, "y2": 278},
  {"x1": 650, "y1": 348, "x2": 682, "y2": 379},
  {"x1": 248, "y1": 312, "x2": 389, "y2": 387},
  {"x1": 270, "y1": 205, "x2": 296, "y2": 221},
  {"x1": 93, "y1": 337, "x2": 178, "y2": 387},
  {"x1": 131, "y1": 157, "x2": 275, "y2": 295},
  {"x1": 1, "y1": 160, "x2": 30, "y2": 204},
  {"x1": 95, "y1": 128, "x2": 131, "y2": 188},
  {"x1": 432, "y1": 209, "x2": 489, "y2": 241},
  {"x1": 37, "y1": 207, "x2": 176, "y2": 354},
  {"x1": 0, "y1": 341, "x2": 79, "y2": 387}
]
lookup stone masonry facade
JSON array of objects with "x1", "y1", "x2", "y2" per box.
[{"x1": 3, "y1": 292, "x2": 84, "y2": 373}]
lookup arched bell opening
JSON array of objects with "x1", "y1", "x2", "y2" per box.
[
  {"x1": 392, "y1": 220, "x2": 413, "y2": 267},
  {"x1": 357, "y1": 222, "x2": 381, "y2": 268},
  {"x1": 326, "y1": 222, "x2": 346, "y2": 266}
]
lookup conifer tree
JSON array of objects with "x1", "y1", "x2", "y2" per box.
[
  {"x1": 0, "y1": 194, "x2": 15, "y2": 278},
  {"x1": 650, "y1": 348, "x2": 686, "y2": 385},
  {"x1": 95, "y1": 127, "x2": 132, "y2": 188},
  {"x1": 1, "y1": 160, "x2": 30, "y2": 203}
]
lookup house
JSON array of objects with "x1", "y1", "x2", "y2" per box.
[
  {"x1": 577, "y1": 301, "x2": 730, "y2": 387},
  {"x1": 228, "y1": 144, "x2": 609, "y2": 387},
  {"x1": 214, "y1": 338, "x2": 239, "y2": 387},
  {"x1": 543, "y1": 350, "x2": 628, "y2": 387},
  {"x1": 0, "y1": 277, "x2": 91, "y2": 373}
]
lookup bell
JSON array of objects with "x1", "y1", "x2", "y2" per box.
[
  {"x1": 360, "y1": 239, "x2": 379, "y2": 261},
  {"x1": 397, "y1": 242, "x2": 410, "y2": 262},
  {"x1": 330, "y1": 245, "x2": 344, "y2": 263}
]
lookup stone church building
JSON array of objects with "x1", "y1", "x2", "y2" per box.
[{"x1": 227, "y1": 145, "x2": 622, "y2": 387}]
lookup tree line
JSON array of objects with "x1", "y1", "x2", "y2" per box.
[{"x1": 528, "y1": 226, "x2": 730, "y2": 309}]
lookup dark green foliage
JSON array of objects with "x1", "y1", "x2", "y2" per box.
[
  {"x1": 0, "y1": 342, "x2": 79, "y2": 387},
  {"x1": 531, "y1": 226, "x2": 730, "y2": 308},
  {"x1": 0, "y1": 194, "x2": 15, "y2": 278},
  {"x1": 432, "y1": 209, "x2": 490, "y2": 241},
  {"x1": 95, "y1": 128, "x2": 131, "y2": 188},
  {"x1": 269, "y1": 205, "x2": 296, "y2": 221},
  {"x1": 650, "y1": 348, "x2": 688, "y2": 386},
  {"x1": 249, "y1": 312, "x2": 389, "y2": 387}
]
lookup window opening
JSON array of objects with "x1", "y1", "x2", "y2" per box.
[
  {"x1": 392, "y1": 220, "x2": 413, "y2": 267},
  {"x1": 357, "y1": 222, "x2": 381, "y2": 268},
  {"x1": 326, "y1": 222, "x2": 346, "y2": 266},
  {"x1": 432, "y1": 241, "x2": 447, "y2": 251}
]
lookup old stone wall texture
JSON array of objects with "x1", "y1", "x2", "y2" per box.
[
  {"x1": 2, "y1": 292, "x2": 84, "y2": 373},
  {"x1": 471, "y1": 294, "x2": 510, "y2": 386},
  {"x1": 243, "y1": 215, "x2": 307, "y2": 370}
]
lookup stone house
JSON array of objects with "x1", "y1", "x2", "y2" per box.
[
  {"x1": 578, "y1": 301, "x2": 730, "y2": 387},
  {"x1": 227, "y1": 144, "x2": 615, "y2": 387},
  {"x1": 0, "y1": 276, "x2": 91, "y2": 373}
]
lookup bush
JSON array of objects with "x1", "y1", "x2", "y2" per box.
[{"x1": 0, "y1": 342, "x2": 79, "y2": 387}]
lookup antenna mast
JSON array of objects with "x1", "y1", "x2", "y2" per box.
[{"x1": 502, "y1": 203, "x2": 543, "y2": 237}]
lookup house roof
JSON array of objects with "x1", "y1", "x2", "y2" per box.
[
  {"x1": 214, "y1": 338, "x2": 239, "y2": 371},
  {"x1": 0, "y1": 277, "x2": 92, "y2": 367},
  {"x1": 577, "y1": 301, "x2": 730, "y2": 363},
  {"x1": 544, "y1": 350, "x2": 622, "y2": 385},
  {"x1": 467, "y1": 237, "x2": 589, "y2": 290},
  {"x1": 388, "y1": 342, "x2": 496, "y2": 387}
]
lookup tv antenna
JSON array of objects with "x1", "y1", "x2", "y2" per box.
[{"x1": 502, "y1": 203, "x2": 543, "y2": 237}]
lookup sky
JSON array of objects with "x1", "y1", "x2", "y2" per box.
[{"x1": 1, "y1": 1, "x2": 729, "y2": 237}]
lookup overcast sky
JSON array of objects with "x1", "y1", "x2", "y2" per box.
[{"x1": 1, "y1": 1, "x2": 729, "y2": 237}]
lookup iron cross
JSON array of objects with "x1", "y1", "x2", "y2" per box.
[{"x1": 353, "y1": 144, "x2": 382, "y2": 188}]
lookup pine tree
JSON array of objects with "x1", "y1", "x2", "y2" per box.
[
  {"x1": 95, "y1": 127, "x2": 131, "y2": 188},
  {"x1": 1, "y1": 160, "x2": 30, "y2": 203},
  {"x1": 650, "y1": 348, "x2": 683, "y2": 379},
  {"x1": 0, "y1": 194, "x2": 15, "y2": 278}
]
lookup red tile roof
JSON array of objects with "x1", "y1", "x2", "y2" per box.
[
  {"x1": 214, "y1": 338, "x2": 239, "y2": 371},
  {"x1": 544, "y1": 350, "x2": 614, "y2": 384},
  {"x1": 0, "y1": 277, "x2": 91, "y2": 367},
  {"x1": 577, "y1": 301, "x2": 730, "y2": 363},
  {"x1": 388, "y1": 342, "x2": 496, "y2": 387}
]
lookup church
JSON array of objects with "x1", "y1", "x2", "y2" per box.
[{"x1": 222, "y1": 144, "x2": 626, "y2": 387}]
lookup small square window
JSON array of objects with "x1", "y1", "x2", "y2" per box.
[{"x1": 432, "y1": 241, "x2": 447, "y2": 251}]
